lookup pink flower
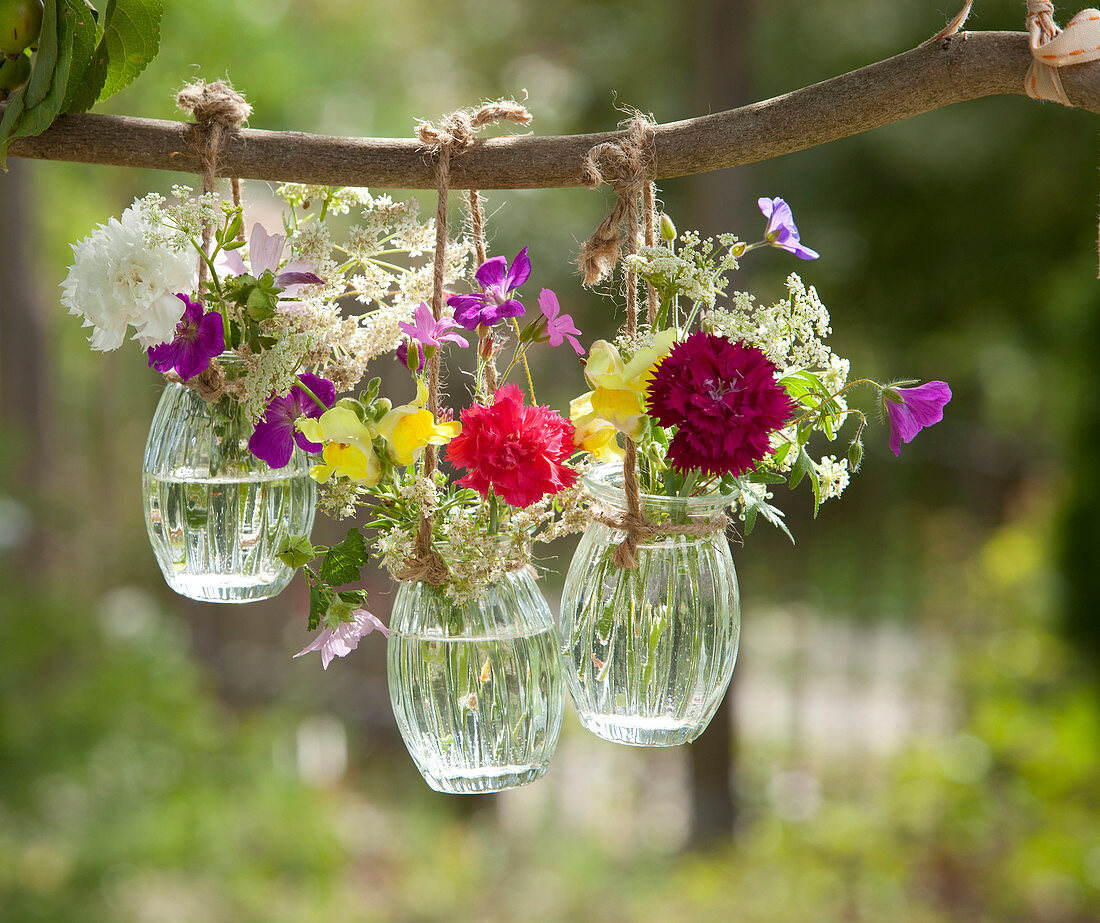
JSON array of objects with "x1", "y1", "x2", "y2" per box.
[
  {"x1": 398, "y1": 301, "x2": 470, "y2": 350},
  {"x1": 293, "y1": 609, "x2": 390, "y2": 670},
  {"x1": 537, "y1": 288, "x2": 584, "y2": 355},
  {"x1": 447, "y1": 384, "x2": 579, "y2": 508},
  {"x1": 884, "y1": 381, "x2": 952, "y2": 456},
  {"x1": 647, "y1": 331, "x2": 796, "y2": 477}
]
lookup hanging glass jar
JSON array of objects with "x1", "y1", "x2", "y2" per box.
[
  {"x1": 142, "y1": 356, "x2": 316, "y2": 603},
  {"x1": 559, "y1": 463, "x2": 740, "y2": 747},
  {"x1": 387, "y1": 559, "x2": 564, "y2": 794}
]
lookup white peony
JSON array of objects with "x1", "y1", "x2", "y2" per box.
[{"x1": 61, "y1": 203, "x2": 197, "y2": 351}]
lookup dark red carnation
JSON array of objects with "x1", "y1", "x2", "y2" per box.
[
  {"x1": 447, "y1": 383, "x2": 579, "y2": 508},
  {"x1": 646, "y1": 331, "x2": 795, "y2": 477}
]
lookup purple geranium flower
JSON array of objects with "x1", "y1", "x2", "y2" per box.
[
  {"x1": 146, "y1": 294, "x2": 225, "y2": 381},
  {"x1": 216, "y1": 222, "x2": 324, "y2": 294},
  {"x1": 248, "y1": 372, "x2": 337, "y2": 468},
  {"x1": 447, "y1": 246, "x2": 531, "y2": 330},
  {"x1": 884, "y1": 381, "x2": 952, "y2": 457},
  {"x1": 537, "y1": 288, "x2": 584, "y2": 355},
  {"x1": 398, "y1": 301, "x2": 470, "y2": 350},
  {"x1": 758, "y1": 197, "x2": 819, "y2": 260},
  {"x1": 293, "y1": 608, "x2": 390, "y2": 670}
]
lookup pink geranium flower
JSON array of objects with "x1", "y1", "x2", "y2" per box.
[
  {"x1": 883, "y1": 381, "x2": 952, "y2": 456},
  {"x1": 447, "y1": 384, "x2": 578, "y2": 508},
  {"x1": 537, "y1": 288, "x2": 584, "y2": 355},
  {"x1": 293, "y1": 609, "x2": 391, "y2": 670}
]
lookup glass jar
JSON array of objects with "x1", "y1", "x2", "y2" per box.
[
  {"x1": 142, "y1": 358, "x2": 316, "y2": 603},
  {"x1": 387, "y1": 563, "x2": 564, "y2": 794},
  {"x1": 559, "y1": 463, "x2": 740, "y2": 747}
]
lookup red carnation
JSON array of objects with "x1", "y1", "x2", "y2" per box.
[
  {"x1": 647, "y1": 331, "x2": 796, "y2": 477},
  {"x1": 447, "y1": 384, "x2": 579, "y2": 508}
]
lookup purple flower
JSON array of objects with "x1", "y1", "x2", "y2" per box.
[
  {"x1": 293, "y1": 608, "x2": 391, "y2": 670},
  {"x1": 884, "y1": 381, "x2": 952, "y2": 457},
  {"x1": 758, "y1": 197, "x2": 819, "y2": 260},
  {"x1": 537, "y1": 289, "x2": 584, "y2": 355},
  {"x1": 447, "y1": 246, "x2": 531, "y2": 330},
  {"x1": 248, "y1": 372, "x2": 337, "y2": 467},
  {"x1": 398, "y1": 301, "x2": 470, "y2": 350},
  {"x1": 146, "y1": 294, "x2": 225, "y2": 381},
  {"x1": 216, "y1": 222, "x2": 324, "y2": 294}
]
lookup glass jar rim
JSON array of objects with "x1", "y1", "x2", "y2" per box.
[{"x1": 583, "y1": 462, "x2": 736, "y2": 516}]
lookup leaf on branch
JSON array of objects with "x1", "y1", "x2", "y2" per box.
[
  {"x1": 97, "y1": 0, "x2": 161, "y2": 102},
  {"x1": 307, "y1": 582, "x2": 335, "y2": 633}
]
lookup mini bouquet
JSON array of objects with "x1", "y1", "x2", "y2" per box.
[
  {"x1": 559, "y1": 197, "x2": 951, "y2": 746},
  {"x1": 61, "y1": 183, "x2": 476, "y2": 602}
]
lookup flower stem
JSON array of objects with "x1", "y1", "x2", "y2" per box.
[
  {"x1": 297, "y1": 378, "x2": 330, "y2": 413},
  {"x1": 512, "y1": 318, "x2": 536, "y2": 402}
]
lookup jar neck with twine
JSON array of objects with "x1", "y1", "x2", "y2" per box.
[
  {"x1": 394, "y1": 98, "x2": 533, "y2": 587},
  {"x1": 167, "y1": 79, "x2": 252, "y2": 402},
  {"x1": 578, "y1": 112, "x2": 729, "y2": 570}
]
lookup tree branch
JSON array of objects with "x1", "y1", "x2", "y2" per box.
[{"x1": 6, "y1": 32, "x2": 1097, "y2": 189}]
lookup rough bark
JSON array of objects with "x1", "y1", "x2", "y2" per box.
[{"x1": 5, "y1": 33, "x2": 1092, "y2": 189}]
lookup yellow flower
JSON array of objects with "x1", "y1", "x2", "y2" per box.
[
  {"x1": 581, "y1": 328, "x2": 677, "y2": 438},
  {"x1": 378, "y1": 380, "x2": 461, "y2": 467},
  {"x1": 297, "y1": 407, "x2": 382, "y2": 485},
  {"x1": 570, "y1": 393, "x2": 623, "y2": 461}
]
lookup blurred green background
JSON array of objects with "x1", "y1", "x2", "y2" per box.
[{"x1": 3, "y1": 0, "x2": 1100, "y2": 920}]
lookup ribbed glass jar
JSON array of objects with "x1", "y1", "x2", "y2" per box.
[
  {"x1": 142, "y1": 358, "x2": 316, "y2": 603},
  {"x1": 387, "y1": 564, "x2": 564, "y2": 794},
  {"x1": 560, "y1": 463, "x2": 740, "y2": 747}
]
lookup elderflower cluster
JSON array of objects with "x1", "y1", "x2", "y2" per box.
[
  {"x1": 135, "y1": 188, "x2": 221, "y2": 252},
  {"x1": 813, "y1": 455, "x2": 850, "y2": 501},
  {"x1": 625, "y1": 230, "x2": 741, "y2": 310},
  {"x1": 710, "y1": 273, "x2": 836, "y2": 376}
]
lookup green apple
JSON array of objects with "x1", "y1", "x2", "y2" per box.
[
  {"x1": 0, "y1": 50, "x2": 30, "y2": 92},
  {"x1": 0, "y1": 0, "x2": 43, "y2": 56}
]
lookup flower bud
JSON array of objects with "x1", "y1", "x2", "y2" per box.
[
  {"x1": 847, "y1": 440, "x2": 863, "y2": 471},
  {"x1": 659, "y1": 213, "x2": 677, "y2": 242},
  {"x1": 730, "y1": 242, "x2": 747, "y2": 258}
]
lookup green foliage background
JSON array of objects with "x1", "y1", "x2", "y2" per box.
[{"x1": 2, "y1": 0, "x2": 1100, "y2": 920}]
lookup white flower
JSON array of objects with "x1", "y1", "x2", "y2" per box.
[
  {"x1": 61, "y1": 203, "x2": 196, "y2": 351},
  {"x1": 813, "y1": 455, "x2": 850, "y2": 501}
]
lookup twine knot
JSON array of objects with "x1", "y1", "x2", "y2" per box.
[
  {"x1": 416, "y1": 99, "x2": 532, "y2": 160},
  {"x1": 166, "y1": 360, "x2": 241, "y2": 404},
  {"x1": 404, "y1": 98, "x2": 533, "y2": 588},
  {"x1": 590, "y1": 503, "x2": 730, "y2": 570},
  {"x1": 578, "y1": 112, "x2": 656, "y2": 287},
  {"x1": 176, "y1": 79, "x2": 253, "y2": 130}
]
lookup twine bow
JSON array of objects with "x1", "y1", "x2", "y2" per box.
[
  {"x1": 929, "y1": 0, "x2": 1100, "y2": 106},
  {"x1": 395, "y1": 99, "x2": 532, "y2": 587}
]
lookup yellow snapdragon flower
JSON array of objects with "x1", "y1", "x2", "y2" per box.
[
  {"x1": 580, "y1": 328, "x2": 677, "y2": 440},
  {"x1": 377, "y1": 380, "x2": 461, "y2": 467},
  {"x1": 297, "y1": 407, "x2": 382, "y2": 485},
  {"x1": 569, "y1": 393, "x2": 623, "y2": 462}
]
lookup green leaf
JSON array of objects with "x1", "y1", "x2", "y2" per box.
[
  {"x1": 61, "y1": 0, "x2": 106, "y2": 113},
  {"x1": 318, "y1": 528, "x2": 369, "y2": 587},
  {"x1": 789, "y1": 448, "x2": 811, "y2": 490},
  {"x1": 97, "y1": 0, "x2": 161, "y2": 101},
  {"x1": 276, "y1": 534, "x2": 316, "y2": 570},
  {"x1": 307, "y1": 582, "x2": 335, "y2": 633}
]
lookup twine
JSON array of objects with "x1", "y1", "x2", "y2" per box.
[
  {"x1": 164, "y1": 364, "x2": 243, "y2": 402},
  {"x1": 176, "y1": 80, "x2": 252, "y2": 284},
  {"x1": 579, "y1": 111, "x2": 726, "y2": 568},
  {"x1": 590, "y1": 503, "x2": 730, "y2": 570},
  {"x1": 396, "y1": 99, "x2": 532, "y2": 586}
]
